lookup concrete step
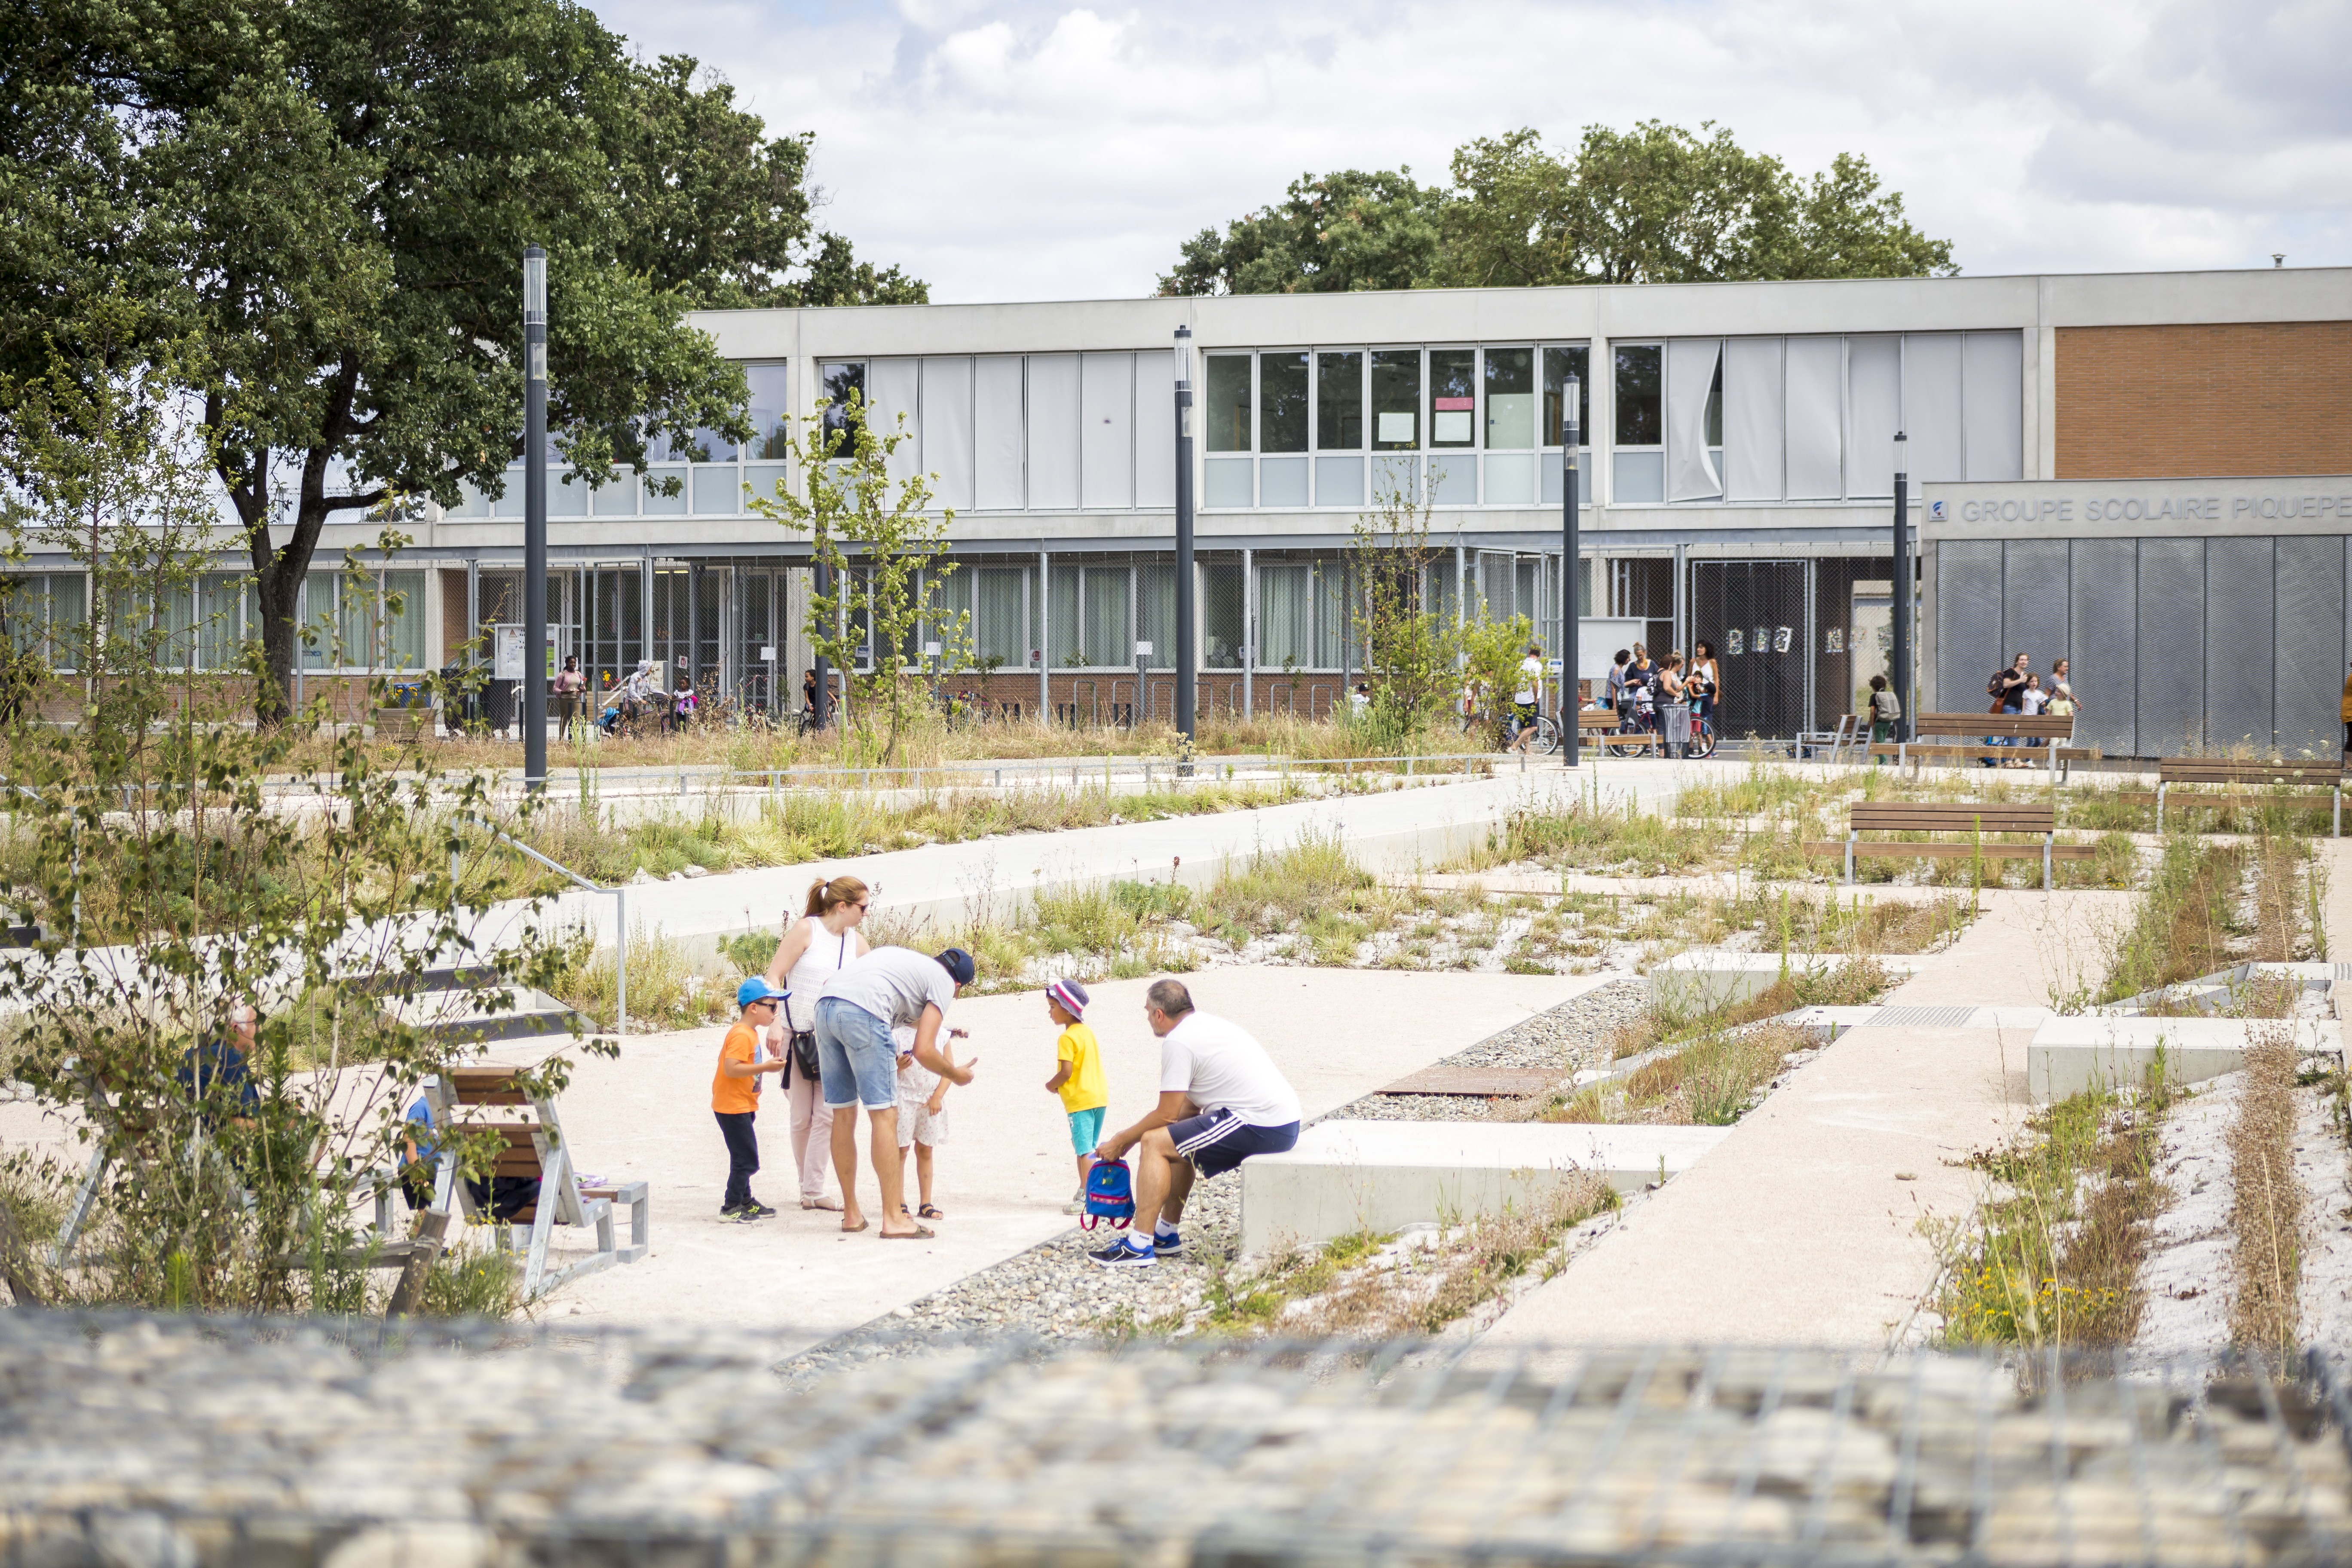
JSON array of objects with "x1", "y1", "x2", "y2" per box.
[
  {"x1": 1239, "y1": 1119, "x2": 1733, "y2": 1255},
  {"x1": 2025, "y1": 1014, "x2": 2342, "y2": 1103},
  {"x1": 1649, "y1": 949, "x2": 1929, "y2": 1012}
]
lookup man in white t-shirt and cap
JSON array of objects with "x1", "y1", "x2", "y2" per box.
[
  {"x1": 1090, "y1": 978, "x2": 1301, "y2": 1268},
  {"x1": 815, "y1": 945, "x2": 980, "y2": 1239}
]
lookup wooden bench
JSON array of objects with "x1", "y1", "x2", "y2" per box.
[
  {"x1": 2140, "y1": 759, "x2": 2345, "y2": 836},
  {"x1": 1574, "y1": 706, "x2": 1663, "y2": 754},
  {"x1": 1865, "y1": 713, "x2": 2076, "y2": 773},
  {"x1": 380, "y1": 1064, "x2": 649, "y2": 1300},
  {"x1": 1803, "y1": 802, "x2": 2097, "y2": 890}
]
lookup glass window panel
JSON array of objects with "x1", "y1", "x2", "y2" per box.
[
  {"x1": 1260, "y1": 352, "x2": 1308, "y2": 454},
  {"x1": 1371, "y1": 350, "x2": 1420, "y2": 450},
  {"x1": 1543, "y1": 346, "x2": 1591, "y2": 446},
  {"x1": 1705, "y1": 355, "x2": 1724, "y2": 448},
  {"x1": 1614, "y1": 450, "x2": 1665, "y2": 502},
  {"x1": 819, "y1": 361, "x2": 866, "y2": 447},
  {"x1": 976, "y1": 568, "x2": 1026, "y2": 667},
  {"x1": 1314, "y1": 560, "x2": 1347, "y2": 669},
  {"x1": 196, "y1": 573, "x2": 244, "y2": 670},
  {"x1": 589, "y1": 474, "x2": 638, "y2": 516},
  {"x1": 1137, "y1": 562, "x2": 1176, "y2": 670},
  {"x1": 1614, "y1": 344, "x2": 1662, "y2": 445},
  {"x1": 1202, "y1": 560, "x2": 1244, "y2": 668},
  {"x1": 746, "y1": 363, "x2": 792, "y2": 459},
  {"x1": 690, "y1": 427, "x2": 737, "y2": 463},
  {"x1": 1429, "y1": 349, "x2": 1476, "y2": 448},
  {"x1": 48, "y1": 574, "x2": 85, "y2": 668},
  {"x1": 0, "y1": 580, "x2": 38, "y2": 659},
  {"x1": 1048, "y1": 562, "x2": 1083, "y2": 666},
  {"x1": 1259, "y1": 456, "x2": 1308, "y2": 508},
  {"x1": 549, "y1": 472, "x2": 588, "y2": 518},
  {"x1": 1204, "y1": 355, "x2": 1252, "y2": 453},
  {"x1": 1484, "y1": 453, "x2": 1537, "y2": 505},
  {"x1": 1204, "y1": 459, "x2": 1254, "y2": 508},
  {"x1": 692, "y1": 466, "x2": 741, "y2": 514},
  {"x1": 1315, "y1": 351, "x2": 1363, "y2": 450},
  {"x1": 1258, "y1": 561, "x2": 1314, "y2": 669},
  {"x1": 1484, "y1": 348, "x2": 1534, "y2": 448},
  {"x1": 385, "y1": 571, "x2": 425, "y2": 669},
  {"x1": 642, "y1": 467, "x2": 688, "y2": 515},
  {"x1": 1314, "y1": 456, "x2": 1363, "y2": 508},
  {"x1": 1430, "y1": 455, "x2": 1476, "y2": 505},
  {"x1": 1540, "y1": 457, "x2": 1594, "y2": 505},
  {"x1": 1083, "y1": 566, "x2": 1130, "y2": 667}
]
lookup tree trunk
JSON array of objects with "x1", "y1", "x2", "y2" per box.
[{"x1": 251, "y1": 555, "x2": 304, "y2": 729}]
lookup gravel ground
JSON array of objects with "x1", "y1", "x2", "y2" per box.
[
  {"x1": 1325, "y1": 976, "x2": 1648, "y2": 1123},
  {"x1": 786, "y1": 980, "x2": 1651, "y2": 1374}
]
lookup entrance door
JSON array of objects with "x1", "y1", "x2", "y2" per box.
[
  {"x1": 1689, "y1": 559, "x2": 1807, "y2": 741},
  {"x1": 738, "y1": 570, "x2": 778, "y2": 714}
]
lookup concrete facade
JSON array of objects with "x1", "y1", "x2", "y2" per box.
[{"x1": 19, "y1": 265, "x2": 2346, "y2": 741}]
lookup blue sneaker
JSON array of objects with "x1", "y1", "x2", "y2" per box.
[
  {"x1": 1088, "y1": 1235, "x2": 1156, "y2": 1268},
  {"x1": 1152, "y1": 1228, "x2": 1182, "y2": 1257}
]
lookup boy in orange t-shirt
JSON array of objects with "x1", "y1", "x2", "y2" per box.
[{"x1": 714, "y1": 978, "x2": 790, "y2": 1219}]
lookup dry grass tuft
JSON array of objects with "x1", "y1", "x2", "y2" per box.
[
  {"x1": 2227, "y1": 1028, "x2": 2303, "y2": 1353},
  {"x1": 1555, "y1": 1020, "x2": 1816, "y2": 1126}
]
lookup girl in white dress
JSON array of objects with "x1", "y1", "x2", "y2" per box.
[{"x1": 763, "y1": 875, "x2": 872, "y2": 1209}]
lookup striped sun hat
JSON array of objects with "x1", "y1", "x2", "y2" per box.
[{"x1": 1047, "y1": 979, "x2": 1090, "y2": 1020}]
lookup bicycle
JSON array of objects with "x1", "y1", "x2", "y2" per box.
[{"x1": 1500, "y1": 709, "x2": 1561, "y2": 756}]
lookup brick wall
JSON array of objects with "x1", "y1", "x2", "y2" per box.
[
  {"x1": 933, "y1": 671, "x2": 1353, "y2": 726},
  {"x1": 2055, "y1": 321, "x2": 2352, "y2": 478}
]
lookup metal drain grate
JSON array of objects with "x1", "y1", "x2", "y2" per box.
[{"x1": 1868, "y1": 1005, "x2": 1980, "y2": 1027}]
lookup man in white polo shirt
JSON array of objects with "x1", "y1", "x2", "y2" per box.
[{"x1": 1090, "y1": 978, "x2": 1301, "y2": 1268}]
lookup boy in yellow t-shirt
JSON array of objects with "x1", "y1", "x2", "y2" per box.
[{"x1": 1041, "y1": 979, "x2": 1106, "y2": 1211}]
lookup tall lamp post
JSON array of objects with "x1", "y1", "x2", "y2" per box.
[
  {"x1": 1891, "y1": 431, "x2": 1911, "y2": 744},
  {"x1": 1561, "y1": 376, "x2": 1580, "y2": 767},
  {"x1": 522, "y1": 245, "x2": 548, "y2": 793},
  {"x1": 1174, "y1": 326, "x2": 1196, "y2": 751}
]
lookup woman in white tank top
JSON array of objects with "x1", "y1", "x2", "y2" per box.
[{"x1": 763, "y1": 875, "x2": 872, "y2": 1209}]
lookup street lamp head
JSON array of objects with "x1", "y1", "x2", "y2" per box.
[
  {"x1": 1563, "y1": 374, "x2": 1581, "y2": 446},
  {"x1": 1892, "y1": 429, "x2": 1907, "y2": 481},
  {"x1": 523, "y1": 246, "x2": 546, "y2": 324},
  {"x1": 1173, "y1": 324, "x2": 1191, "y2": 386}
]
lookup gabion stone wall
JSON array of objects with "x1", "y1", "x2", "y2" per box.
[{"x1": 3, "y1": 1312, "x2": 2350, "y2": 1567}]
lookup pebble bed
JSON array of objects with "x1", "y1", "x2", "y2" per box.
[
  {"x1": 4, "y1": 1315, "x2": 2346, "y2": 1567},
  {"x1": 789, "y1": 980, "x2": 1651, "y2": 1375}
]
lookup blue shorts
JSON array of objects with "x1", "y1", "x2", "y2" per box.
[
  {"x1": 815, "y1": 997, "x2": 899, "y2": 1111},
  {"x1": 1067, "y1": 1106, "x2": 1106, "y2": 1156},
  {"x1": 1170, "y1": 1108, "x2": 1300, "y2": 1179}
]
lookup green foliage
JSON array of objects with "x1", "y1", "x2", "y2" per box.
[
  {"x1": 1158, "y1": 169, "x2": 1442, "y2": 296},
  {"x1": 1163, "y1": 120, "x2": 1954, "y2": 297},
  {"x1": 1460, "y1": 613, "x2": 1537, "y2": 723},
  {"x1": 0, "y1": 378, "x2": 604, "y2": 1313},
  {"x1": 0, "y1": 0, "x2": 919, "y2": 721},
  {"x1": 751, "y1": 390, "x2": 966, "y2": 765},
  {"x1": 1348, "y1": 474, "x2": 1461, "y2": 748},
  {"x1": 721, "y1": 928, "x2": 781, "y2": 974}
]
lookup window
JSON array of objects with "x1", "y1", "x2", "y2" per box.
[
  {"x1": 1371, "y1": 351, "x2": 1421, "y2": 450},
  {"x1": 819, "y1": 361, "x2": 866, "y2": 445},
  {"x1": 1428, "y1": 349, "x2": 1476, "y2": 449},
  {"x1": 746, "y1": 364, "x2": 791, "y2": 459},
  {"x1": 1614, "y1": 345, "x2": 1662, "y2": 445},
  {"x1": 975, "y1": 567, "x2": 1028, "y2": 667},
  {"x1": 2, "y1": 574, "x2": 87, "y2": 669},
  {"x1": 1541, "y1": 346, "x2": 1590, "y2": 446},
  {"x1": 1260, "y1": 353, "x2": 1308, "y2": 453},
  {"x1": 300, "y1": 570, "x2": 425, "y2": 671},
  {"x1": 1083, "y1": 566, "x2": 1130, "y2": 667},
  {"x1": 1316, "y1": 352, "x2": 1363, "y2": 449},
  {"x1": 1484, "y1": 348, "x2": 1534, "y2": 448},
  {"x1": 1205, "y1": 356, "x2": 1252, "y2": 453}
]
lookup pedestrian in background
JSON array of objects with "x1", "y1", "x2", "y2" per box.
[{"x1": 553, "y1": 655, "x2": 585, "y2": 740}]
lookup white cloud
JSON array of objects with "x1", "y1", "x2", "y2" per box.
[{"x1": 597, "y1": 0, "x2": 2351, "y2": 301}]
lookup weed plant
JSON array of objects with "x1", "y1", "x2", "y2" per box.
[
  {"x1": 1936, "y1": 1074, "x2": 2171, "y2": 1351},
  {"x1": 2227, "y1": 1028, "x2": 2304, "y2": 1353}
]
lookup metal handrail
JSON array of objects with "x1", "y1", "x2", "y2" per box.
[{"x1": 457, "y1": 817, "x2": 627, "y2": 1041}]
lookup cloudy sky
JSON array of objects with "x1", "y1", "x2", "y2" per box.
[{"x1": 596, "y1": 0, "x2": 2350, "y2": 303}]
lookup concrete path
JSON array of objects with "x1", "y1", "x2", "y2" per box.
[
  {"x1": 533, "y1": 967, "x2": 1612, "y2": 1347},
  {"x1": 1479, "y1": 886, "x2": 2136, "y2": 1351},
  {"x1": 2321, "y1": 838, "x2": 2352, "y2": 962}
]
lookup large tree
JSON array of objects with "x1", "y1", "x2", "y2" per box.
[
  {"x1": 1156, "y1": 168, "x2": 1443, "y2": 297},
  {"x1": 0, "y1": 0, "x2": 922, "y2": 723},
  {"x1": 1161, "y1": 121, "x2": 1954, "y2": 297}
]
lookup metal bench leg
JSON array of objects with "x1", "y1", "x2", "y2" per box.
[
  {"x1": 2156, "y1": 783, "x2": 2165, "y2": 832},
  {"x1": 50, "y1": 1143, "x2": 108, "y2": 1266},
  {"x1": 2043, "y1": 835, "x2": 2053, "y2": 892},
  {"x1": 1845, "y1": 833, "x2": 1856, "y2": 886}
]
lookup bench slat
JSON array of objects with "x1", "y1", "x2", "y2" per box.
[
  {"x1": 1851, "y1": 805, "x2": 2055, "y2": 831},
  {"x1": 1808, "y1": 842, "x2": 2099, "y2": 862}
]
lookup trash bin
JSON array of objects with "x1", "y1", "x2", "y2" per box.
[{"x1": 1660, "y1": 701, "x2": 1692, "y2": 754}]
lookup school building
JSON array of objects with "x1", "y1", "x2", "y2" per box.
[{"x1": 22, "y1": 263, "x2": 2349, "y2": 751}]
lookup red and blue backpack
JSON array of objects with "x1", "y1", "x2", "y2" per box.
[{"x1": 1080, "y1": 1158, "x2": 1134, "y2": 1230}]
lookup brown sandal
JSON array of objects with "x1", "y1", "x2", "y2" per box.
[
  {"x1": 879, "y1": 1225, "x2": 935, "y2": 1240},
  {"x1": 839, "y1": 1218, "x2": 869, "y2": 1233}
]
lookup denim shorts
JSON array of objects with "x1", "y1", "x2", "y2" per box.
[
  {"x1": 814, "y1": 996, "x2": 900, "y2": 1110},
  {"x1": 1066, "y1": 1105, "x2": 1106, "y2": 1156}
]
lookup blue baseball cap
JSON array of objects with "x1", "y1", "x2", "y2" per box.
[
  {"x1": 736, "y1": 977, "x2": 788, "y2": 1009},
  {"x1": 936, "y1": 948, "x2": 977, "y2": 987}
]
